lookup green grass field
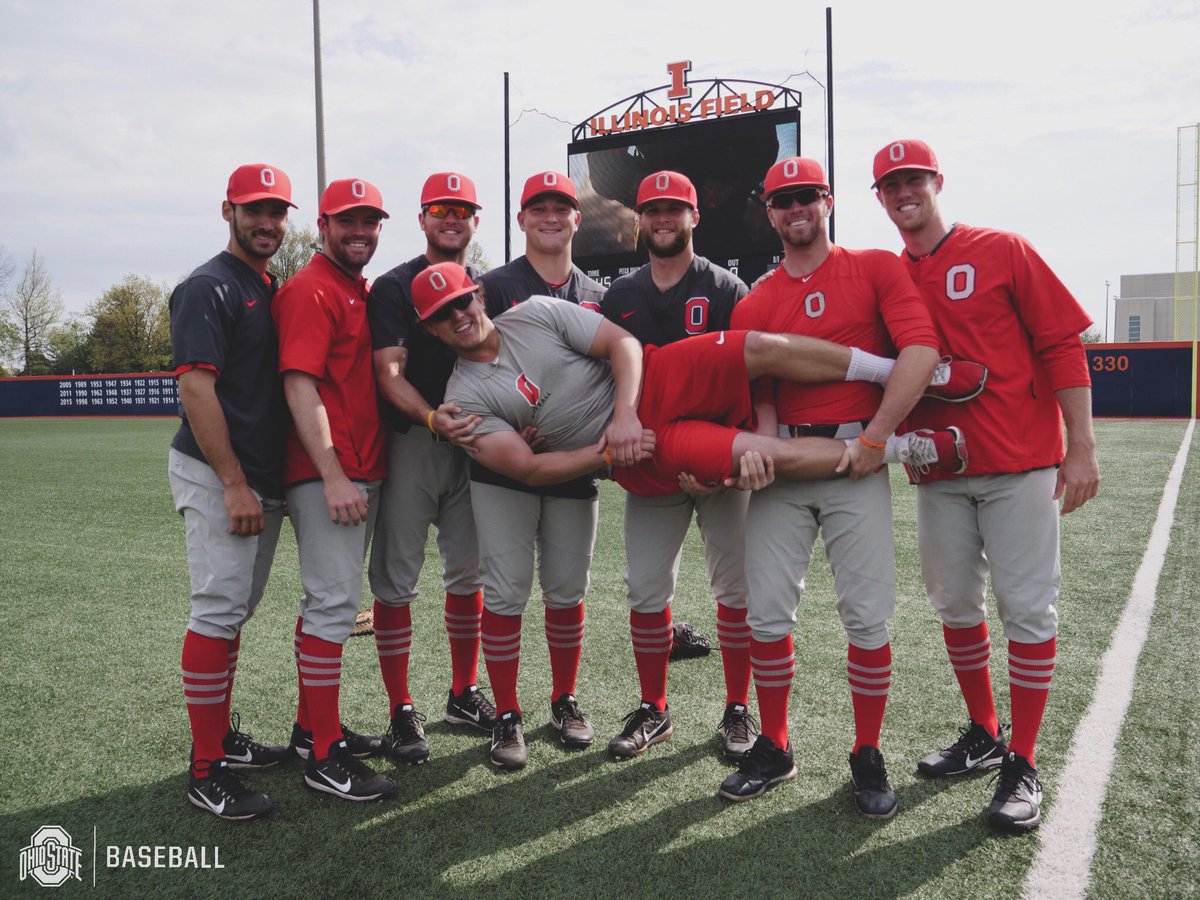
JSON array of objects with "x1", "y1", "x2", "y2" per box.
[{"x1": 0, "y1": 418, "x2": 1196, "y2": 898}]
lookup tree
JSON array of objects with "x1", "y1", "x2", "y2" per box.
[
  {"x1": 1081, "y1": 326, "x2": 1104, "y2": 344},
  {"x1": 86, "y1": 275, "x2": 171, "y2": 373},
  {"x1": 271, "y1": 222, "x2": 320, "y2": 283},
  {"x1": 2, "y1": 249, "x2": 63, "y2": 375},
  {"x1": 46, "y1": 318, "x2": 92, "y2": 374},
  {"x1": 466, "y1": 240, "x2": 492, "y2": 274}
]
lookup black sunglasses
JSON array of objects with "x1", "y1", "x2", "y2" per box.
[
  {"x1": 428, "y1": 293, "x2": 476, "y2": 323},
  {"x1": 768, "y1": 188, "x2": 828, "y2": 210}
]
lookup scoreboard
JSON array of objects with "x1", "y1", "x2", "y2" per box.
[{"x1": 0, "y1": 373, "x2": 178, "y2": 417}]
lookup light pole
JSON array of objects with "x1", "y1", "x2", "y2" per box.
[{"x1": 1104, "y1": 280, "x2": 1111, "y2": 342}]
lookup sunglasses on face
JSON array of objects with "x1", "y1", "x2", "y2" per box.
[
  {"x1": 424, "y1": 203, "x2": 476, "y2": 220},
  {"x1": 428, "y1": 293, "x2": 476, "y2": 323},
  {"x1": 768, "y1": 188, "x2": 828, "y2": 210}
]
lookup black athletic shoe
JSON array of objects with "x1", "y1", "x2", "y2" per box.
[
  {"x1": 222, "y1": 714, "x2": 289, "y2": 769},
  {"x1": 717, "y1": 702, "x2": 758, "y2": 761},
  {"x1": 550, "y1": 693, "x2": 595, "y2": 749},
  {"x1": 385, "y1": 704, "x2": 430, "y2": 765},
  {"x1": 608, "y1": 702, "x2": 673, "y2": 759},
  {"x1": 444, "y1": 685, "x2": 497, "y2": 732},
  {"x1": 669, "y1": 621, "x2": 712, "y2": 660},
  {"x1": 304, "y1": 741, "x2": 396, "y2": 802},
  {"x1": 289, "y1": 722, "x2": 382, "y2": 760},
  {"x1": 718, "y1": 735, "x2": 797, "y2": 801},
  {"x1": 849, "y1": 745, "x2": 898, "y2": 820},
  {"x1": 917, "y1": 721, "x2": 1007, "y2": 778},
  {"x1": 490, "y1": 711, "x2": 527, "y2": 770},
  {"x1": 188, "y1": 759, "x2": 274, "y2": 821},
  {"x1": 987, "y1": 751, "x2": 1043, "y2": 832}
]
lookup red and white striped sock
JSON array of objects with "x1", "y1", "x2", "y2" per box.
[
  {"x1": 1008, "y1": 637, "x2": 1056, "y2": 764},
  {"x1": 373, "y1": 599, "x2": 413, "y2": 714},
  {"x1": 545, "y1": 603, "x2": 585, "y2": 701},
  {"x1": 943, "y1": 622, "x2": 999, "y2": 736},
  {"x1": 751, "y1": 635, "x2": 794, "y2": 749},
  {"x1": 221, "y1": 631, "x2": 240, "y2": 726},
  {"x1": 297, "y1": 633, "x2": 343, "y2": 760},
  {"x1": 293, "y1": 617, "x2": 310, "y2": 731},
  {"x1": 182, "y1": 629, "x2": 230, "y2": 777},
  {"x1": 630, "y1": 608, "x2": 672, "y2": 710},
  {"x1": 445, "y1": 590, "x2": 483, "y2": 694},
  {"x1": 482, "y1": 609, "x2": 523, "y2": 716},
  {"x1": 716, "y1": 603, "x2": 751, "y2": 706},
  {"x1": 847, "y1": 642, "x2": 892, "y2": 753}
]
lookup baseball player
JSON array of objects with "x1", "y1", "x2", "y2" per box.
[
  {"x1": 169, "y1": 163, "x2": 295, "y2": 821},
  {"x1": 466, "y1": 173, "x2": 606, "y2": 770},
  {"x1": 718, "y1": 157, "x2": 943, "y2": 820},
  {"x1": 366, "y1": 172, "x2": 495, "y2": 767},
  {"x1": 601, "y1": 170, "x2": 757, "y2": 762},
  {"x1": 871, "y1": 139, "x2": 1100, "y2": 832},
  {"x1": 412, "y1": 262, "x2": 970, "y2": 771},
  {"x1": 274, "y1": 177, "x2": 395, "y2": 802}
]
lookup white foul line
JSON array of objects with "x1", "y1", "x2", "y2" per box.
[{"x1": 1023, "y1": 420, "x2": 1195, "y2": 900}]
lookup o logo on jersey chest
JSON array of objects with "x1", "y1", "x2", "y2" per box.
[
  {"x1": 684, "y1": 297, "x2": 710, "y2": 335},
  {"x1": 351, "y1": 180, "x2": 366, "y2": 199},
  {"x1": 945, "y1": 264, "x2": 976, "y2": 301},
  {"x1": 428, "y1": 271, "x2": 448, "y2": 292},
  {"x1": 783, "y1": 159, "x2": 799, "y2": 179},
  {"x1": 260, "y1": 168, "x2": 276, "y2": 187},
  {"x1": 888, "y1": 143, "x2": 906, "y2": 163},
  {"x1": 447, "y1": 174, "x2": 461, "y2": 192},
  {"x1": 804, "y1": 291, "x2": 825, "y2": 318}
]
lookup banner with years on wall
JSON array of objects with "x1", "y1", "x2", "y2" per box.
[{"x1": 0, "y1": 372, "x2": 178, "y2": 417}]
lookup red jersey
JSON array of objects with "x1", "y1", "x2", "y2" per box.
[
  {"x1": 273, "y1": 252, "x2": 386, "y2": 486},
  {"x1": 901, "y1": 225, "x2": 1092, "y2": 480},
  {"x1": 731, "y1": 245, "x2": 938, "y2": 424}
]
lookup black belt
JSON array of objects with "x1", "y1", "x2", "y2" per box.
[{"x1": 781, "y1": 419, "x2": 870, "y2": 439}]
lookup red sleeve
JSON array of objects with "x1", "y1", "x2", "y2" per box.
[
  {"x1": 274, "y1": 280, "x2": 334, "y2": 378},
  {"x1": 173, "y1": 362, "x2": 220, "y2": 378},
  {"x1": 873, "y1": 252, "x2": 940, "y2": 351},
  {"x1": 1009, "y1": 235, "x2": 1092, "y2": 391}
]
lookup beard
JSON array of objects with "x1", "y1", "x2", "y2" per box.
[
  {"x1": 233, "y1": 222, "x2": 282, "y2": 260},
  {"x1": 645, "y1": 228, "x2": 690, "y2": 259}
]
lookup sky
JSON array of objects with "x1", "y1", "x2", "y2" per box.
[{"x1": 1, "y1": 0, "x2": 1197, "y2": 339}]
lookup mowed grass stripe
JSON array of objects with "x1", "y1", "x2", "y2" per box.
[{"x1": 0, "y1": 418, "x2": 1191, "y2": 899}]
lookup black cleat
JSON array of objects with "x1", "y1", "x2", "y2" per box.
[
  {"x1": 304, "y1": 741, "x2": 396, "y2": 801},
  {"x1": 608, "y1": 702, "x2": 673, "y2": 759},
  {"x1": 987, "y1": 751, "x2": 1043, "y2": 832},
  {"x1": 669, "y1": 621, "x2": 712, "y2": 660},
  {"x1": 222, "y1": 713, "x2": 289, "y2": 769},
  {"x1": 849, "y1": 745, "x2": 898, "y2": 820},
  {"x1": 385, "y1": 704, "x2": 430, "y2": 765},
  {"x1": 917, "y1": 721, "x2": 1007, "y2": 778},
  {"x1": 718, "y1": 735, "x2": 797, "y2": 802},
  {"x1": 716, "y1": 702, "x2": 758, "y2": 761},
  {"x1": 490, "y1": 710, "x2": 527, "y2": 770},
  {"x1": 444, "y1": 684, "x2": 497, "y2": 732},
  {"x1": 290, "y1": 722, "x2": 382, "y2": 760},
  {"x1": 550, "y1": 693, "x2": 595, "y2": 749},
  {"x1": 188, "y1": 759, "x2": 274, "y2": 821}
]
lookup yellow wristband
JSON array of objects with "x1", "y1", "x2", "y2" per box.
[
  {"x1": 858, "y1": 433, "x2": 886, "y2": 450},
  {"x1": 426, "y1": 409, "x2": 437, "y2": 433}
]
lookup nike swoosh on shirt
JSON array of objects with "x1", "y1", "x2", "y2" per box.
[
  {"x1": 801, "y1": 274, "x2": 814, "y2": 283},
  {"x1": 620, "y1": 310, "x2": 637, "y2": 319},
  {"x1": 245, "y1": 299, "x2": 258, "y2": 308},
  {"x1": 716, "y1": 332, "x2": 726, "y2": 345}
]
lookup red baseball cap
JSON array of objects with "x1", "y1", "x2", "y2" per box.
[
  {"x1": 319, "y1": 178, "x2": 389, "y2": 218},
  {"x1": 520, "y1": 171, "x2": 578, "y2": 209},
  {"x1": 226, "y1": 163, "x2": 297, "y2": 208},
  {"x1": 871, "y1": 140, "x2": 939, "y2": 188},
  {"x1": 420, "y1": 172, "x2": 481, "y2": 209},
  {"x1": 412, "y1": 261, "x2": 480, "y2": 321},
  {"x1": 762, "y1": 157, "x2": 829, "y2": 199},
  {"x1": 635, "y1": 171, "x2": 697, "y2": 211}
]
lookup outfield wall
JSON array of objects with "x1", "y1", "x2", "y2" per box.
[
  {"x1": 1086, "y1": 342, "x2": 1196, "y2": 418},
  {"x1": 0, "y1": 372, "x2": 177, "y2": 417}
]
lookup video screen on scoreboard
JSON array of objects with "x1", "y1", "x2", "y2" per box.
[{"x1": 567, "y1": 107, "x2": 800, "y2": 286}]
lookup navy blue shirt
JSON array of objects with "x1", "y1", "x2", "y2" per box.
[{"x1": 169, "y1": 250, "x2": 286, "y2": 498}]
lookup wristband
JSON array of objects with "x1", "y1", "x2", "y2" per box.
[
  {"x1": 426, "y1": 409, "x2": 437, "y2": 433},
  {"x1": 858, "y1": 433, "x2": 886, "y2": 450}
]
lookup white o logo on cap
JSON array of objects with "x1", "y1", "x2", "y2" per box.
[
  {"x1": 544, "y1": 173, "x2": 557, "y2": 187},
  {"x1": 351, "y1": 180, "x2": 366, "y2": 199},
  {"x1": 260, "y1": 168, "x2": 276, "y2": 187},
  {"x1": 429, "y1": 271, "x2": 448, "y2": 292},
  {"x1": 889, "y1": 143, "x2": 906, "y2": 162},
  {"x1": 655, "y1": 173, "x2": 670, "y2": 190},
  {"x1": 447, "y1": 175, "x2": 460, "y2": 192},
  {"x1": 783, "y1": 159, "x2": 799, "y2": 178}
]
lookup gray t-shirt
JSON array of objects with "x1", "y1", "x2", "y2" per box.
[{"x1": 445, "y1": 297, "x2": 614, "y2": 452}]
